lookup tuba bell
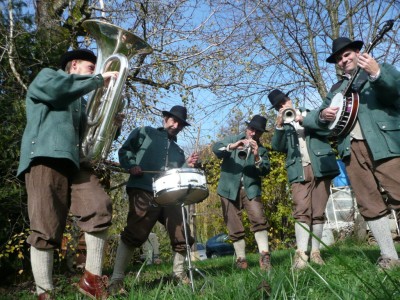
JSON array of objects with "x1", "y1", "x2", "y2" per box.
[
  {"x1": 81, "y1": 19, "x2": 153, "y2": 163},
  {"x1": 282, "y1": 108, "x2": 297, "y2": 123}
]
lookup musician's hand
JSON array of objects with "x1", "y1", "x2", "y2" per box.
[
  {"x1": 114, "y1": 113, "x2": 125, "y2": 127},
  {"x1": 129, "y1": 165, "x2": 143, "y2": 176},
  {"x1": 321, "y1": 107, "x2": 339, "y2": 121},
  {"x1": 276, "y1": 108, "x2": 284, "y2": 128},
  {"x1": 102, "y1": 71, "x2": 119, "y2": 87},
  {"x1": 248, "y1": 139, "x2": 258, "y2": 156},
  {"x1": 229, "y1": 140, "x2": 247, "y2": 150},
  {"x1": 295, "y1": 115, "x2": 303, "y2": 124},
  {"x1": 358, "y1": 53, "x2": 380, "y2": 77},
  {"x1": 187, "y1": 152, "x2": 199, "y2": 167}
]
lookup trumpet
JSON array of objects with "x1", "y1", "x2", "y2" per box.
[
  {"x1": 282, "y1": 108, "x2": 297, "y2": 123},
  {"x1": 238, "y1": 139, "x2": 252, "y2": 160}
]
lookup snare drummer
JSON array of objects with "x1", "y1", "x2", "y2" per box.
[
  {"x1": 314, "y1": 37, "x2": 400, "y2": 269},
  {"x1": 269, "y1": 89, "x2": 339, "y2": 269},
  {"x1": 109, "y1": 105, "x2": 198, "y2": 294},
  {"x1": 212, "y1": 115, "x2": 272, "y2": 271}
]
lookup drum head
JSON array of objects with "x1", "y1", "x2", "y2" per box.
[{"x1": 153, "y1": 168, "x2": 209, "y2": 206}]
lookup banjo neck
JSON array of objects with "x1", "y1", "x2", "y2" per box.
[{"x1": 341, "y1": 26, "x2": 389, "y2": 96}]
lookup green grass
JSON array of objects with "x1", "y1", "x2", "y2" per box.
[{"x1": 2, "y1": 239, "x2": 400, "y2": 299}]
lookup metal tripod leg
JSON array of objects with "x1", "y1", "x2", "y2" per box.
[{"x1": 181, "y1": 203, "x2": 207, "y2": 293}]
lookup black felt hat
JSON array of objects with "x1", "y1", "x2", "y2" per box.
[
  {"x1": 245, "y1": 115, "x2": 267, "y2": 132},
  {"x1": 268, "y1": 89, "x2": 290, "y2": 110},
  {"x1": 162, "y1": 105, "x2": 191, "y2": 126},
  {"x1": 60, "y1": 49, "x2": 97, "y2": 70},
  {"x1": 326, "y1": 37, "x2": 363, "y2": 64}
]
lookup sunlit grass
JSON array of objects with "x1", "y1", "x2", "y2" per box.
[{"x1": 3, "y1": 239, "x2": 400, "y2": 299}]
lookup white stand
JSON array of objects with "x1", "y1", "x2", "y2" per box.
[{"x1": 181, "y1": 203, "x2": 207, "y2": 293}]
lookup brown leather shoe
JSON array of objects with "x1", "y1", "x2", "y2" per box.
[
  {"x1": 78, "y1": 270, "x2": 109, "y2": 300},
  {"x1": 259, "y1": 251, "x2": 272, "y2": 271},
  {"x1": 310, "y1": 250, "x2": 325, "y2": 265},
  {"x1": 38, "y1": 292, "x2": 54, "y2": 300},
  {"x1": 236, "y1": 257, "x2": 248, "y2": 270},
  {"x1": 172, "y1": 272, "x2": 191, "y2": 285}
]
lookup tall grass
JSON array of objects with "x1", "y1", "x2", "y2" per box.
[{"x1": 2, "y1": 239, "x2": 400, "y2": 299}]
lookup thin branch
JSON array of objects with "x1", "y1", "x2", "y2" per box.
[{"x1": 8, "y1": 0, "x2": 27, "y2": 91}]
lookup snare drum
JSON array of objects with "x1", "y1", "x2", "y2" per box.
[{"x1": 152, "y1": 168, "x2": 209, "y2": 206}]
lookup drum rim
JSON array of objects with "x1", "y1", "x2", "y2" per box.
[{"x1": 154, "y1": 168, "x2": 205, "y2": 179}]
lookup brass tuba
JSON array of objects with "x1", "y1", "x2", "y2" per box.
[{"x1": 81, "y1": 19, "x2": 153, "y2": 163}]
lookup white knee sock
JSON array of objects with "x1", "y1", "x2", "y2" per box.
[
  {"x1": 367, "y1": 216, "x2": 398, "y2": 259},
  {"x1": 311, "y1": 224, "x2": 324, "y2": 251},
  {"x1": 172, "y1": 251, "x2": 186, "y2": 275},
  {"x1": 84, "y1": 231, "x2": 108, "y2": 276},
  {"x1": 295, "y1": 222, "x2": 310, "y2": 252},
  {"x1": 30, "y1": 247, "x2": 54, "y2": 295},
  {"x1": 233, "y1": 239, "x2": 246, "y2": 259},
  {"x1": 110, "y1": 238, "x2": 135, "y2": 282},
  {"x1": 254, "y1": 230, "x2": 269, "y2": 253}
]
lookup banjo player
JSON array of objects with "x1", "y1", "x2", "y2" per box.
[{"x1": 313, "y1": 36, "x2": 400, "y2": 269}]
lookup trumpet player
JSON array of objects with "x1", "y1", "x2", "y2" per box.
[
  {"x1": 269, "y1": 89, "x2": 339, "y2": 270},
  {"x1": 212, "y1": 115, "x2": 272, "y2": 271},
  {"x1": 17, "y1": 49, "x2": 121, "y2": 300}
]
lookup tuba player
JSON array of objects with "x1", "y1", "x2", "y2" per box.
[{"x1": 17, "y1": 49, "x2": 120, "y2": 300}]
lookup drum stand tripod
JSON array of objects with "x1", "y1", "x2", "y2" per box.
[{"x1": 180, "y1": 202, "x2": 207, "y2": 293}]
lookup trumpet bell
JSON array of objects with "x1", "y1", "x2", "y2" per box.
[
  {"x1": 282, "y1": 108, "x2": 296, "y2": 123},
  {"x1": 238, "y1": 146, "x2": 251, "y2": 160}
]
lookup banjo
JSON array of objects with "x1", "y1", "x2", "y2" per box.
[{"x1": 328, "y1": 20, "x2": 394, "y2": 137}]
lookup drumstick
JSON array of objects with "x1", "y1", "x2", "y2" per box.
[
  {"x1": 100, "y1": 163, "x2": 162, "y2": 174},
  {"x1": 194, "y1": 125, "x2": 201, "y2": 153}
]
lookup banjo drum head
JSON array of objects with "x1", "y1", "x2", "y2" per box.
[{"x1": 328, "y1": 93, "x2": 345, "y2": 130}]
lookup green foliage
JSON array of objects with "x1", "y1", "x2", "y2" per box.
[
  {"x1": 0, "y1": 5, "x2": 32, "y2": 282},
  {"x1": 194, "y1": 145, "x2": 228, "y2": 242},
  {"x1": 262, "y1": 146, "x2": 295, "y2": 250}
]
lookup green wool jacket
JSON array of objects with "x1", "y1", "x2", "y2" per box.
[
  {"x1": 17, "y1": 68, "x2": 104, "y2": 177},
  {"x1": 316, "y1": 63, "x2": 400, "y2": 161},
  {"x1": 271, "y1": 109, "x2": 339, "y2": 183},
  {"x1": 212, "y1": 133, "x2": 270, "y2": 201},
  {"x1": 118, "y1": 126, "x2": 188, "y2": 192}
]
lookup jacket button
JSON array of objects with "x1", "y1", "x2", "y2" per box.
[
  {"x1": 31, "y1": 152, "x2": 34, "y2": 155},
  {"x1": 76, "y1": 144, "x2": 79, "y2": 147},
  {"x1": 31, "y1": 141, "x2": 35, "y2": 144},
  {"x1": 382, "y1": 125, "x2": 386, "y2": 129}
]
